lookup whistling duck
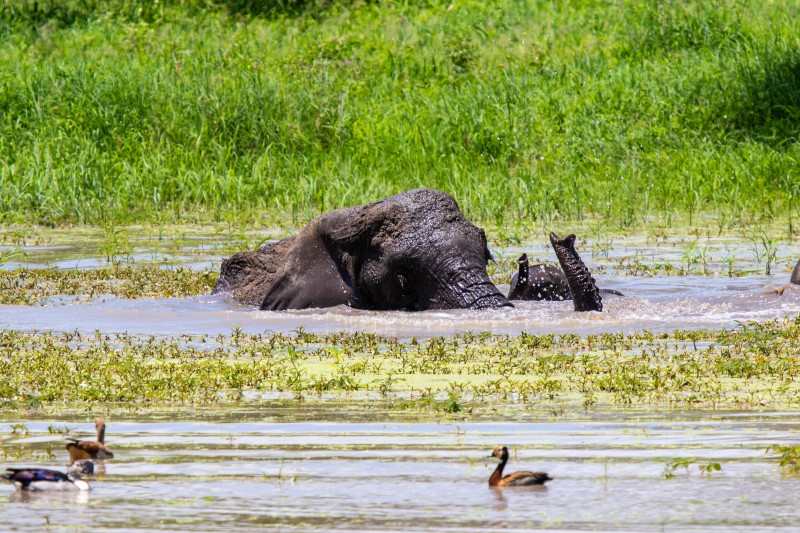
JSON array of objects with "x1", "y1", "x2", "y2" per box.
[
  {"x1": 66, "y1": 418, "x2": 114, "y2": 464},
  {"x1": 488, "y1": 445, "x2": 552, "y2": 487},
  {"x1": 3, "y1": 460, "x2": 93, "y2": 491}
]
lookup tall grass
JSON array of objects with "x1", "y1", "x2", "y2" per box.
[{"x1": 1, "y1": 0, "x2": 799, "y2": 227}]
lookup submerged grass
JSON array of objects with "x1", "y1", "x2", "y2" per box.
[
  {"x1": 2, "y1": 317, "x2": 800, "y2": 412},
  {"x1": 1, "y1": 1, "x2": 800, "y2": 227},
  {"x1": 0, "y1": 266, "x2": 216, "y2": 304}
]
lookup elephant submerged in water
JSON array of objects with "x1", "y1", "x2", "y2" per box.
[
  {"x1": 508, "y1": 245, "x2": 624, "y2": 308},
  {"x1": 772, "y1": 258, "x2": 800, "y2": 294},
  {"x1": 213, "y1": 189, "x2": 605, "y2": 312}
]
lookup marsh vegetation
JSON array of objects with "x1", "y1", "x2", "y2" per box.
[
  {"x1": 2, "y1": 3, "x2": 800, "y2": 528},
  {"x1": 2, "y1": 316, "x2": 800, "y2": 412},
  {"x1": 1, "y1": 1, "x2": 800, "y2": 228}
]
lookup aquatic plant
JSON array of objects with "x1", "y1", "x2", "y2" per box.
[
  {"x1": 663, "y1": 458, "x2": 722, "y2": 479},
  {"x1": 2, "y1": 316, "x2": 800, "y2": 413},
  {"x1": 101, "y1": 222, "x2": 133, "y2": 264},
  {"x1": 0, "y1": 249, "x2": 26, "y2": 266},
  {"x1": 9, "y1": 423, "x2": 29, "y2": 436},
  {"x1": 766, "y1": 445, "x2": 800, "y2": 476},
  {"x1": 0, "y1": 266, "x2": 216, "y2": 305},
  {"x1": 47, "y1": 424, "x2": 74, "y2": 436}
]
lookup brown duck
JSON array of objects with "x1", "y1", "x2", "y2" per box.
[
  {"x1": 66, "y1": 418, "x2": 114, "y2": 464},
  {"x1": 488, "y1": 445, "x2": 552, "y2": 487}
]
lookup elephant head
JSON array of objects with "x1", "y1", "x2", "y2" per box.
[{"x1": 217, "y1": 189, "x2": 511, "y2": 311}]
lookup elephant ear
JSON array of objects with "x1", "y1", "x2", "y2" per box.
[{"x1": 326, "y1": 201, "x2": 402, "y2": 252}]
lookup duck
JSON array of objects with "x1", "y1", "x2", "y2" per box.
[
  {"x1": 3, "y1": 460, "x2": 93, "y2": 491},
  {"x1": 488, "y1": 445, "x2": 552, "y2": 487},
  {"x1": 65, "y1": 418, "x2": 114, "y2": 464}
]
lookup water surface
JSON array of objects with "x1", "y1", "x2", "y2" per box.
[
  {"x1": 2, "y1": 275, "x2": 798, "y2": 337},
  {"x1": 1, "y1": 411, "x2": 799, "y2": 531},
  {"x1": 3, "y1": 232, "x2": 800, "y2": 337},
  {"x1": 3, "y1": 233, "x2": 800, "y2": 530}
]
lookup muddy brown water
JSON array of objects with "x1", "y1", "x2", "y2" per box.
[
  {"x1": 2, "y1": 275, "x2": 800, "y2": 337},
  {"x1": 2, "y1": 234, "x2": 800, "y2": 530},
  {"x1": 3, "y1": 233, "x2": 800, "y2": 337}
]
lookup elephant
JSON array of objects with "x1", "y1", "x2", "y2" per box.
[
  {"x1": 213, "y1": 189, "x2": 604, "y2": 312},
  {"x1": 508, "y1": 250, "x2": 624, "y2": 305},
  {"x1": 793, "y1": 259, "x2": 800, "y2": 285},
  {"x1": 507, "y1": 253, "x2": 571, "y2": 302}
]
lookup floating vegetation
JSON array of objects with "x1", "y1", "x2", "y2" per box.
[
  {"x1": 2, "y1": 317, "x2": 800, "y2": 412},
  {"x1": 663, "y1": 458, "x2": 722, "y2": 479},
  {"x1": 0, "y1": 266, "x2": 216, "y2": 305},
  {"x1": 766, "y1": 445, "x2": 800, "y2": 476}
]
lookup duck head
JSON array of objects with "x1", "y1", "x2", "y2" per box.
[{"x1": 489, "y1": 445, "x2": 509, "y2": 461}]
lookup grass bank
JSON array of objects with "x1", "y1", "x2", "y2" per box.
[
  {"x1": 2, "y1": 317, "x2": 800, "y2": 412},
  {"x1": 1, "y1": 1, "x2": 800, "y2": 228}
]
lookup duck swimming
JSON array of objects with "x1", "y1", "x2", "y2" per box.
[
  {"x1": 488, "y1": 445, "x2": 552, "y2": 487},
  {"x1": 66, "y1": 418, "x2": 114, "y2": 464},
  {"x1": 3, "y1": 460, "x2": 93, "y2": 492}
]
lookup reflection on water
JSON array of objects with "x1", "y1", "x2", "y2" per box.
[
  {"x1": 2, "y1": 412, "x2": 800, "y2": 531},
  {"x1": 1, "y1": 276, "x2": 799, "y2": 337}
]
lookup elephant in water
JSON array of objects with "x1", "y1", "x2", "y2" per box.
[
  {"x1": 793, "y1": 259, "x2": 800, "y2": 285},
  {"x1": 508, "y1": 247, "x2": 623, "y2": 307},
  {"x1": 213, "y1": 189, "x2": 604, "y2": 312}
]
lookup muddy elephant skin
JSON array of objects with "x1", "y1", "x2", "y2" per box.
[
  {"x1": 549, "y1": 232, "x2": 604, "y2": 312},
  {"x1": 214, "y1": 189, "x2": 511, "y2": 311},
  {"x1": 507, "y1": 253, "x2": 572, "y2": 302},
  {"x1": 508, "y1": 252, "x2": 623, "y2": 304}
]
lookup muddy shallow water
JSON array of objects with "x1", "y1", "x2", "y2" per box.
[
  {"x1": 3, "y1": 231, "x2": 800, "y2": 530},
  {"x1": 2, "y1": 275, "x2": 799, "y2": 337},
  {"x1": 3, "y1": 231, "x2": 800, "y2": 337},
  {"x1": 1, "y1": 411, "x2": 800, "y2": 531}
]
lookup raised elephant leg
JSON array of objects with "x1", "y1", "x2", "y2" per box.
[
  {"x1": 507, "y1": 253, "x2": 531, "y2": 301},
  {"x1": 549, "y1": 232, "x2": 603, "y2": 312}
]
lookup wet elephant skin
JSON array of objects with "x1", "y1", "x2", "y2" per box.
[
  {"x1": 214, "y1": 189, "x2": 606, "y2": 312},
  {"x1": 214, "y1": 189, "x2": 510, "y2": 311}
]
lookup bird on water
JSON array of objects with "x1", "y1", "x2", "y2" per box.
[
  {"x1": 3, "y1": 460, "x2": 94, "y2": 492},
  {"x1": 66, "y1": 418, "x2": 114, "y2": 464},
  {"x1": 488, "y1": 445, "x2": 552, "y2": 487}
]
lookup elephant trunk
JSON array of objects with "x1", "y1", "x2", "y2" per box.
[
  {"x1": 549, "y1": 232, "x2": 603, "y2": 312},
  {"x1": 467, "y1": 286, "x2": 513, "y2": 310},
  {"x1": 432, "y1": 260, "x2": 512, "y2": 310}
]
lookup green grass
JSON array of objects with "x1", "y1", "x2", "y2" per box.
[
  {"x1": 1, "y1": 1, "x2": 800, "y2": 228},
  {"x1": 2, "y1": 317, "x2": 800, "y2": 411}
]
